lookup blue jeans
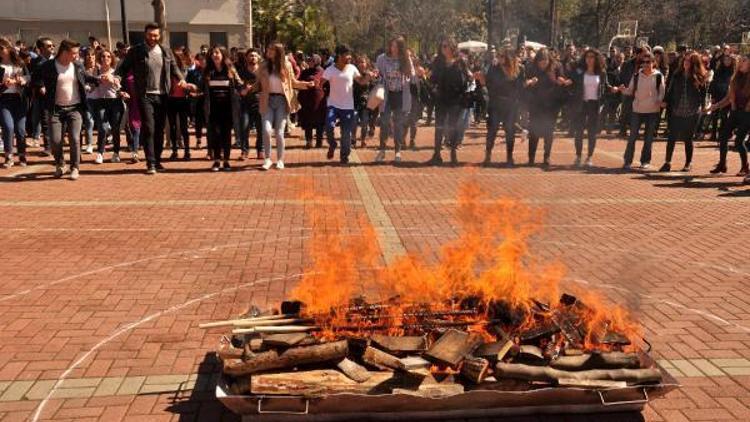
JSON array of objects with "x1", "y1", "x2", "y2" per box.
[
  {"x1": 262, "y1": 95, "x2": 289, "y2": 161},
  {"x1": 624, "y1": 112, "x2": 660, "y2": 165},
  {"x1": 83, "y1": 99, "x2": 95, "y2": 147},
  {"x1": 326, "y1": 106, "x2": 355, "y2": 162},
  {"x1": 378, "y1": 103, "x2": 407, "y2": 153},
  {"x1": 90, "y1": 98, "x2": 124, "y2": 154},
  {"x1": 351, "y1": 108, "x2": 370, "y2": 143},
  {"x1": 238, "y1": 101, "x2": 262, "y2": 154},
  {"x1": 0, "y1": 94, "x2": 27, "y2": 158}
]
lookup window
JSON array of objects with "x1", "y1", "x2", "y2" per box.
[
  {"x1": 210, "y1": 32, "x2": 228, "y2": 48},
  {"x1": 170, "y1": 32, "x2": 188, "y2": 50}
]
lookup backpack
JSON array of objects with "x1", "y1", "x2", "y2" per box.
[{"x1": 632, "y1": 71, "x2": 662, "y2": 96}]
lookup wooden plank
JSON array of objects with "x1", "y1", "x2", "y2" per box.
[
  {"x1": 250, "y1": 370, "x2": 409, "y2": 396},
  {"x1": 262, "y1": 333, "x2": 310, "y2": 348},
  {"x1": 362, "y1": 346, "x2": 406, "y2": 371},
  {"x1": 223, "y1": 341, "x2": 348, "y2": 376},
  {"x1": 337, "y1": 358, "x2": 372, "y2": 383},
  {"x1": 371, "y1": 334, "x2": 427, "y2": 354},
  {"x1": 495, "y1": 363, "x2": 663, "y2": 384},
  {"x1": 424, "y1": 329, "x2": 481, "y2": 368},
  {"x1": 474, "y1": 340, "x2": 515, "y2": 362}
]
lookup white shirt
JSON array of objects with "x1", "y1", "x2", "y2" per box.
[
  {"x1": 54, "y1": 61, "x2": 81, "y2": 106},
  {"x1": 268, "y1": 74, "x2": 283, "y2": 94},
  {"x1": 1, "y1": 64, "x2": 29, "y2": 94},
  {"x1": 583, "y1": 73, "x2": 600, "y2": 101},
  {"x1": 322, "y1": 64, "x2": 361, "y2": 110}
]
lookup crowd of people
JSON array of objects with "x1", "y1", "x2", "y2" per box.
[{"x1": 1, "y1": 23, "x2": 750, "y2": 184}]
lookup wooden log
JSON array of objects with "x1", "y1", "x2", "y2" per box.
[
  {"x1": 400, "y1": 356, "x2": 432, "y2": 371},
  {"x1": 516, "y1": 345, "x2": 546, "y2": 363},
  {"x1": 461, "y1": 357, "x2": 490, "y2": 384},
  {"x1": 337, "y1": 358, "x2": 372, "y2": 383},
  {"x1": 199, "y1": 314, "x2": 295, "y2": 329},
  {"x1": 424, "y1": 329, "x2": 482, "y2": 368},
  {"x1": 393, "y1": 383, "x2": 465, "y2": 398},
  {"x1": 495, "y1": 363, "x2": 663, "y2": 385},
  {"x1": 371, "y1": 334, "x2": 427, "y2": 354},
  {"x1": 223, "y1": 340, "x2": 348, "y2": 376},
  {"x1": 232, "y1": 318, "x2": 313, "y2": 328},
  {"x1": 519, "y1": 323, "x2": 561, "y2": 343},
  {"x1": 362, "y1": 346, "x2": 406, "y2": 371},
  {"x1": 550, "y1": 353, "x2": 641, "y2": 371},
  {"x1": 250, "y1": 370, "x2": 402, "y2": 396},
  {"x1": 552, "y1": 310, "x2": 585, "y2": 347},
  {"x1": 557, "y1": 378, "x2": 628, "y2": 389},
  {"x1": 261, "y1": 333, "x2": 310, "y2": 348},
  {"x1": 217, "y1": 337, "x2": 244, "y2": 360},
  {"x1": 475, "y1": 340, "x2": 515, "y2": 362},
  {"x1": 232, "y1": 325, "x2": 317, "y2": 335}
]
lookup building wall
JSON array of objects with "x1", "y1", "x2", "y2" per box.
[{"x1": 0, "y1": 0, "x2": 251, "y2": 49}]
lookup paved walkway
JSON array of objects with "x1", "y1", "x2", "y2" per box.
[{"x1": 1, "y1": 125, "x2": 749, "y2": 421}]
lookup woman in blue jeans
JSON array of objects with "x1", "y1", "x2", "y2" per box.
[
  {"x1": 0, "y1": 38, "x2": 30, "y2": 168},
  {"x1": 257, "y1": 43, "x2": 313, "y2": 170},
  {"x1": 375, "y1": 36, "x2": 415, "y2": 164},
  {"x1": 89, "y1": 49, "x2": 125, "y2": 164}
]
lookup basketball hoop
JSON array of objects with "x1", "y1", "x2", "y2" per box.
[{"x1": 617, "y1": 21, "x2": 638, "y2": 38}]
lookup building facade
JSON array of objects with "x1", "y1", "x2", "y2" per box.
[{"x1": 0, "y1": 0, "x2": 252, "y2": 50}]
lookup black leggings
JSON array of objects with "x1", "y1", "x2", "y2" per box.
[
  {"x1": 168, "y1": 97, "x2": 190, "y2": 154},
  {"x1": 209, "y1": 111, "x2": 232, "y2": 161},
  {"x1": 718, "y1": 110, "x2": 750, "y2": 167},
  {"x1": 574, "y1": 101, "x2": 600, "y2": 158},
  {"x1": 486, "y1": 101, "x2": 517, "y2": 160}
]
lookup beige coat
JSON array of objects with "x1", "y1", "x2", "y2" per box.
[{"x1": 257, "y1": 61, "x2": 309, "y2": 116}]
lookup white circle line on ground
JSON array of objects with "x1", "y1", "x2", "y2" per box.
[
  {"x1": 0, "y1": 234, "x2": 309, "y2": 304},
  {"x1": 29, "y1": 272, "x2": 307, "y2": 422}
]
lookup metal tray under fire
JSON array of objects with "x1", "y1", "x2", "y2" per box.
[{"x1": 216, "y1": 352, "x2": 679, "y2": 421}]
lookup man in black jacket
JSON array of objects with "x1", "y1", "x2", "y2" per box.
[
  {"x1": 35, "y1": 39, "x2": 102, "y2": 180},
  {"x1": 29, "y1": 37, "x2": 55, "y2": 155},
  {"x1": 117, "y1": 23, "x2": 187, "y2": 174}
]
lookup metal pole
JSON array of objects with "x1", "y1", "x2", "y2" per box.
[
  {"x1": 105, "y1": 0, "x2": 113, "y2": 49},
  {"x1": 120, "y1": 0, "x2": 129, "y2": 44}
]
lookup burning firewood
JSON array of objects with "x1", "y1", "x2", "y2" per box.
[
  {"x1": 461, "y1": 357, "x2": 490, "y2": 384},
  {"x1": 495, "y1": 363, "x2": 662, "y2": 385},
  {"x1": 223, "y1": 340, "x2": 348, "y2": 376},
  {"x1": 424, "y1": 329, "x2": 482, "y2": 368},
  {"x1": 337, "y1": 358, "x2": 372, "y2": 382},
  {"x1": 371, "y1": 334, "x2": 427, "y2": 354},
  {"x1": 362, "y1": 346, "x2": 407, "y2": 371}
]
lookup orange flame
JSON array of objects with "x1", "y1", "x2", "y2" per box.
[{"x1": 290, "y1": 180, "x2": 641, "y2": 350}]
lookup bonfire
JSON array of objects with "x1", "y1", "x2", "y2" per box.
[{"x1": 202, "y1": 181, "x2": 667, "y2": 408}]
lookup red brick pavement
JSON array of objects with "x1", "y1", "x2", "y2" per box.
[{"x1": 0, "y1": 125, "x2": 749, "y2": 421}]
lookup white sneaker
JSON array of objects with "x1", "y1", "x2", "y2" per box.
[
  {"x1": 112, "y1": 153, "x2": 121, "y2": 163},
  {"x1": 375, "y1": 150, "x2": 386, "y2": 162},
  {"x1": 94, "y1": 153, "x2": 104, "y2": 164},
  {"x1": 261, "y1": 158, "x2": 273, "y2": 171},
  {"x1": 3, "y1": 156, "x2": 13, "y2": 168},
  {"x1": 70, "y1": 168, "x2": 79, "y2": 180},
  {"x1": 585, "y1": 157, "x2": 593, "y2": 167},
  {"x1": 276, "y1": 160, "x2": 285, "y2": 170},
  {"x1": 640, "y1": 163, "x2": 651, "y2": 170},
  {"x1": 394, "y1": 152, "x2": 402, "y2": 163},
  {"x1": 85, "y1": 145, "x2": 94, "y2": 154}
]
